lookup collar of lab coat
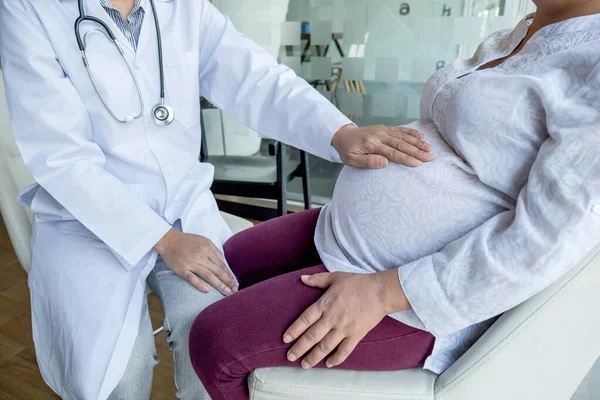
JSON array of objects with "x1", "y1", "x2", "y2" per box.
[{"x1": 62, "y1": 0, "x2": 172, "y2": 54}]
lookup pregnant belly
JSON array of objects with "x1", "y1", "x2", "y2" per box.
[{"x1": 318, "y1": 121, "x2": 513, "y2": 272}]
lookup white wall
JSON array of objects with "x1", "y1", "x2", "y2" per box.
[
  {"x1": 208, "y1": 0, "x2": 291, "y2": 156},
  {"x1": 212, "y1": 0, "x2": 290, "y2": 58}
]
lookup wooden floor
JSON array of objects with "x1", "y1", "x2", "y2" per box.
[{"x1": 0, "y1": 214, "x2": 177, "y2": 399}]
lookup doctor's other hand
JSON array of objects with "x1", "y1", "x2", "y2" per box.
[
  {"x1": 332, "y1": 124, "x2": 433, "y2": 168},
  {"x1": 155, "y1": 229, "x2": 238, "y2": 296}
]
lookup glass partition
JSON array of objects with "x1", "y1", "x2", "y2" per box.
[{"x1": 208, "y1": 0, "x2": 536, "y2": 205}]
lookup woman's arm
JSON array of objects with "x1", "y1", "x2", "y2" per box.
[
  {"x1": 398, "y1": 89, "x2": 600, "y2": 337},
  {"x1": 282, "y1": 45, "x2": 600, "y2": 368}
]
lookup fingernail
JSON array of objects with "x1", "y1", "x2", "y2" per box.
[
  {"x1": 377, "y1": 158, "x2": 387, "y2": 168},
  {"x1": 300, "y1": 275, "x2": 310, "y2": 281},
  {"x1": 326, "y1": 362, "x2": 333, "y2": 369},
  {"x1": 301, "y1": 361, "x2": 310, "y2": 369},
  {"x1": 287, "y1": 353, "x2": 297, "y2": 362},
  {"x1": 414, "y1": 160, "x2": 422, "y2": 166},
  {"x1": 283, "y1": 335, "x2": 293, "y2": 344},
  {"x1": 224, "y1": 287, "x2": 232, "y2": 295}
]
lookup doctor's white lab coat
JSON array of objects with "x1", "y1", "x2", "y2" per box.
[{"x1": 0, "y1": 1, "x2": 350, "y2": 398}]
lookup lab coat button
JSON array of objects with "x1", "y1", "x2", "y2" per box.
[
  {"x1": 164, "y1": 165, "x2": 173, "y2": 175},
  {"x1": 593, "y1": 204, "x2": 600, "y2": 215}
]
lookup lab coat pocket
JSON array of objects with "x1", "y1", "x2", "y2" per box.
[{"x1": 163, "y1": 49, "x2": 201, "y2": 129}]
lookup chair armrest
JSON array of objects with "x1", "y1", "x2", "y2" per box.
[
  {"x1": 434, "y1": 243, "x2": 600, "y2": 400},
  {"x1": 250, "y1": 367, "x2": 437, "y2": 400},
  {"x1": 220, "y1": 211, "x2": 253, "y2": 234}
]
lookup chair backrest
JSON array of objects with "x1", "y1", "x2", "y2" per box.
[
  {"x1": 0, "y1": 70, "x2": 35, "y2": 271},
  {"x1": 435, "y1": 242, "x2": 600, "y2": 400}
]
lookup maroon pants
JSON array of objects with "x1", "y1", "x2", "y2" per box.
[{"x1": 189, "y1": 209, "x2": 434, "y2": 400}]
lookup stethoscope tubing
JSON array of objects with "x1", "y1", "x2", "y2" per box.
[{"x1": 74, "y1": 0, "x2": 171, "y2": 125}]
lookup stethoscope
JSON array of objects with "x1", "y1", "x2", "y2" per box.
[{"x1": 74, "y1": 0, "x2": 174, "y2": 126}]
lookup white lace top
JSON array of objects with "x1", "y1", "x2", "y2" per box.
[{"x1": 315, "y1": 13, "x2": 600, "y2": 373}]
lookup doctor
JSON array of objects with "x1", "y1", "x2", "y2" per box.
[{"x1": 0, "y1": 0, "x2": 433, "y2": 399}]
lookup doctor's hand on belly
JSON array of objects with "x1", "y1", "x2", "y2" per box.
[
  {"x1": 332, "y1": 125, "x2": 434, "y2": 168},
  {"x1": 155, "y1": 229, "x2": 238, "y2": 296},
  {"x1": 283, "y1": 270, "x2": 410, "y2": 369}
]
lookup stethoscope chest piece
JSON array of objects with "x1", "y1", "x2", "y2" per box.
[{"x1": 152, "y1": 103, "x2": 174, "y2": 126}]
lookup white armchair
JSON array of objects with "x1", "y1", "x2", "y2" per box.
[{"x1": 249, "y1": 242, "x2": 600, "y2": 399}]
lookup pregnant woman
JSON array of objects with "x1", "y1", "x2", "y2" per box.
[{"x1": 191, "y1": 1, "x2": 600, "y2": 398}]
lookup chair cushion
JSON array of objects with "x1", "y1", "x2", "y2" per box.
[
  {"x1": 220, "y1": 211, "x2": 253, "y2": 234},
  {"x1": 209, "y1": 155, "x2": 301, "y2": 184},
  {"x1": 249, "y1": 367, "x2": 437, "y2": 400}
]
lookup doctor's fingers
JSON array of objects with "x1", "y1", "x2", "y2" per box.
[
  {"x1": 373, "y1": 142, "x2": 428, "y2": 168},
  {"x1": 208, "y1": 245, "x2": 237, "y2": 291},
  {"x1": 208, "y1": 241, "x2": 226, "y2": 261},
  {"x1": 194, "y1": 258, "x2": 236, "y2": 295},
  {"x1": 386, "y1": 128, "x2": 432, "y2": 152},
  {"x1": 346, "y1": 154, "x2": 389, "y2": 169},
  {"x1": 189, "y1": 264, "x2": 234, "y2": 296},
  {"x1": 382, "y1": 137, "x2": 434, "y2": 163},
  {"x1": 182, "y1": 271, "x2": 212, "y2": 294},
  {"x1": 205, "y1": 254, "x2": 238, "y2": 292}
]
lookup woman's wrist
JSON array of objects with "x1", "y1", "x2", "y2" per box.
[{"x1": 373, "y1": 269, "x2": 411, "y2": 314}]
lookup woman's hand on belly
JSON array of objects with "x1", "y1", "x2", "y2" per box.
[
  {"x1": 332, "y1": 125, "x2": 434, "y2": 168},
  {"x1": 283, "y1": 270, "x2": 411, "y2": 369}
]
